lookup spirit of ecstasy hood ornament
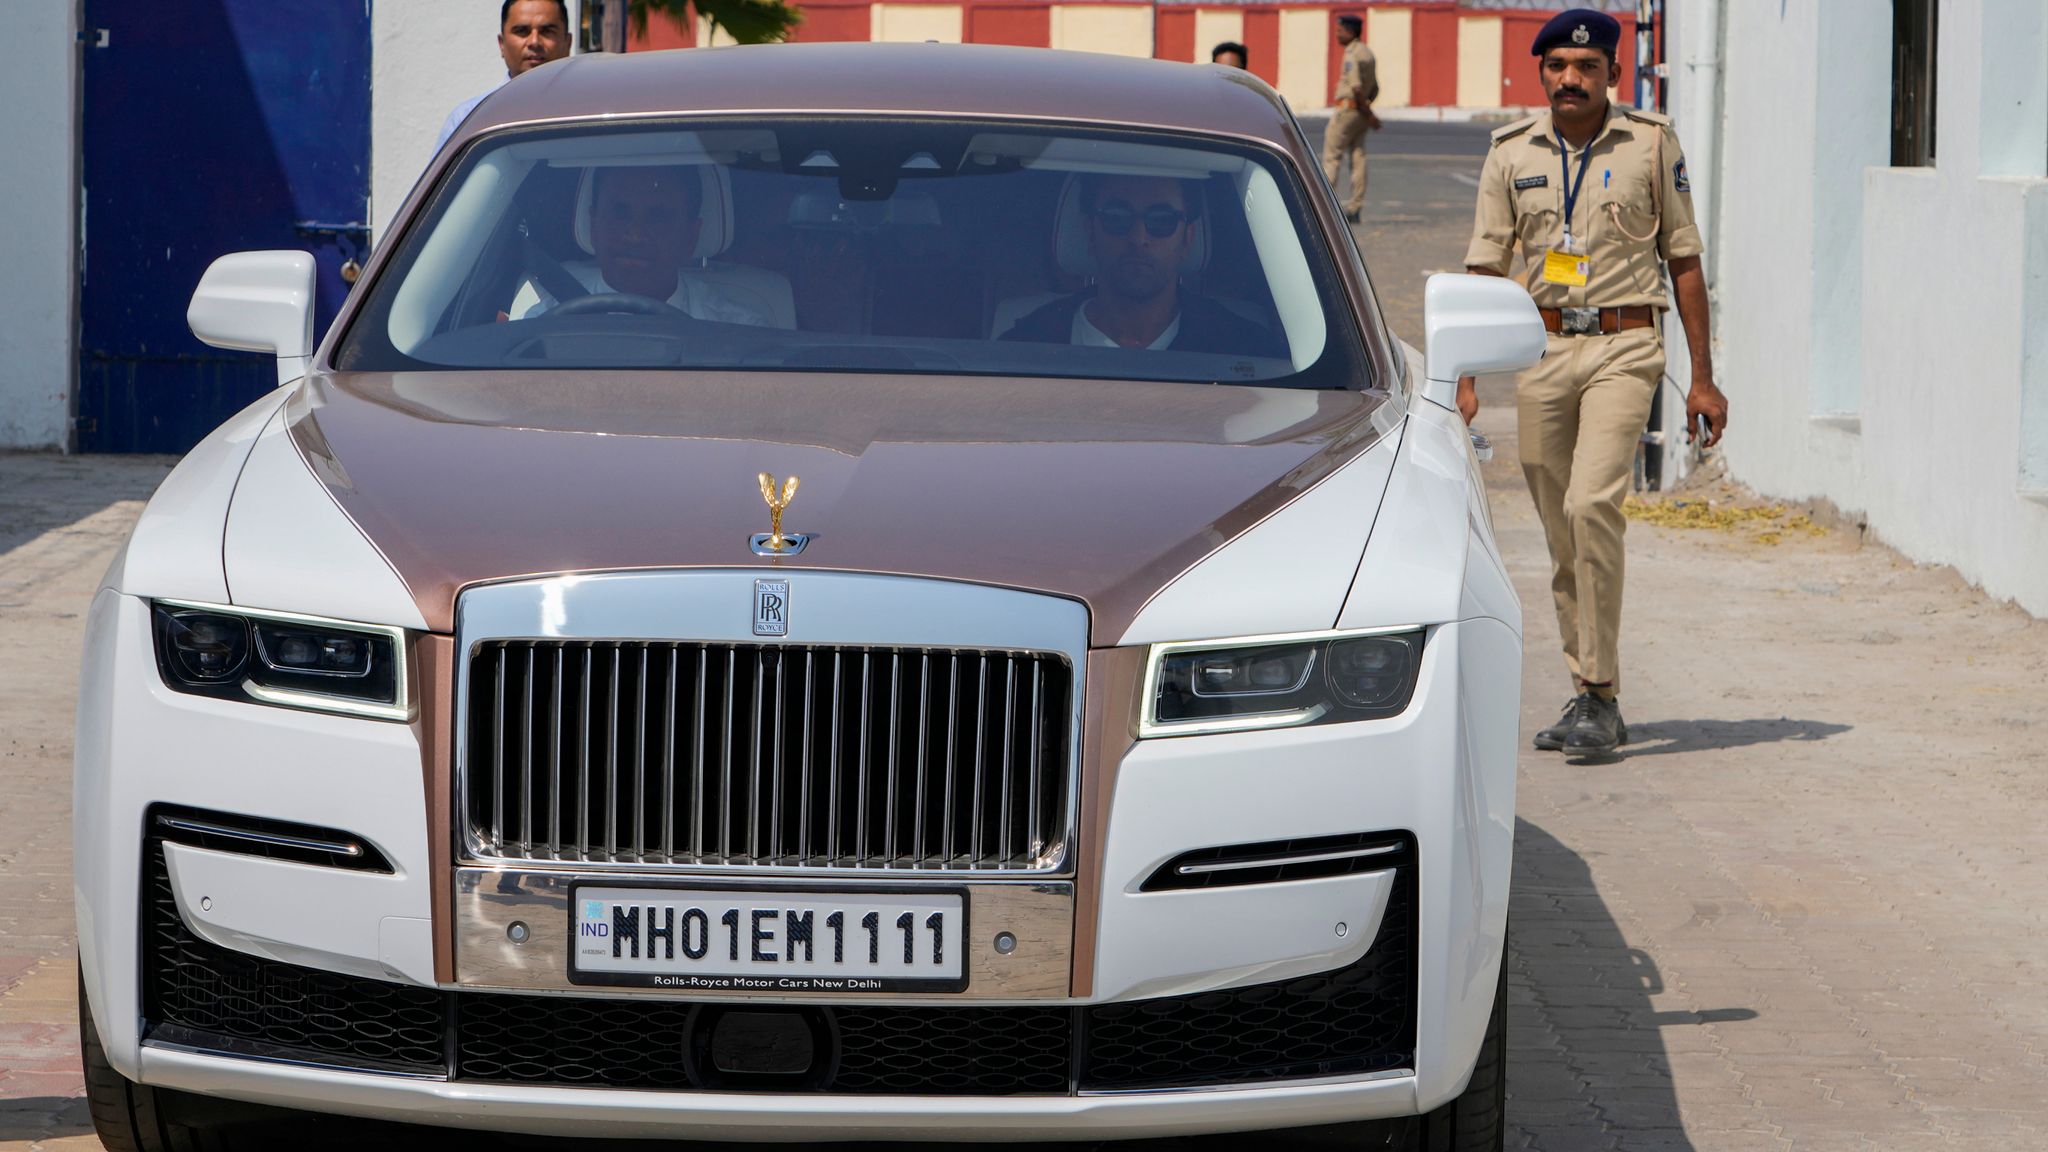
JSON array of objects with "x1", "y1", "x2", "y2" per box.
[{"x1": 751, "y1": 473, "x2": 808, "y2": 556}]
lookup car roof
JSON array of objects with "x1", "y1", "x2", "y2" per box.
[{"x1": 455, "y1": 42, "x2": 1304, "y2": 151}]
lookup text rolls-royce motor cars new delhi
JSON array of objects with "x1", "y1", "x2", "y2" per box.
[{"x1": 75, "y1": 43, "x2": 1545, "y2": 1150}]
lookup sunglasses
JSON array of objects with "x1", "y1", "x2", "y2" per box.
[{"x1": 1092, "y1": 204, "x2": 1191, "y2": 239}]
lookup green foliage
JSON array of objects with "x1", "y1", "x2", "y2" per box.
[{"x1": 628, "y1": 0, "x2": 801, "y2": 45}]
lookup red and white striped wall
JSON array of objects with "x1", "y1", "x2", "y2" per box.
[{"x1": 632, "y1": 1, "x2": 1634, "y2": 113}]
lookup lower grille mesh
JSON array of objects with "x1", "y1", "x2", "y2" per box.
[
  {"x1": 830, "y1": 1005, "x2": 1072, "y2": 1094},
  {"x1": 1083, "y1": 851, "x2": 1417, "y2": 1088},
  {"x1": 456, "y1": 994, "x2": 695, "y2": 1087},
  {"x1": 142, "y1": 836, "x2": 1416, "y2": 1094},
  {"x1": 141, "y1": 842, "x2": 446, "y2": 1073}
]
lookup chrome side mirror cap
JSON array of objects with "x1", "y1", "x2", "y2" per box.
[
  {"x1": 1419, "y1": 273, "x2": 1547, "y2": 412},
  {"x1": 187, "y1": 251, "x2": 318, "y2": 387}
]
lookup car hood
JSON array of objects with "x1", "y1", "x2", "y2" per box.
[{"x1": 287, "y1": 371, "x2": 1398, "y2": 645}]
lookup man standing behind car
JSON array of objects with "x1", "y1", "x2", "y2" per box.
[
  {"x1": 1459, "y1": 9, "x2": 1728, "y2": 757},
  {"x1": 435, "y1": 0, "x2": 573, "y2": 151},
  {"x1": 1320, "y1": 14, "x2": 1378, "y2": 223}
]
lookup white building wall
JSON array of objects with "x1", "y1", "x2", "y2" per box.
[
  {"x1": 0, "y1": 3, "x2": 79, "y2": 450},
  {"x1": 1684, "y1": 0, "x2": 2048, "y2": 616}
]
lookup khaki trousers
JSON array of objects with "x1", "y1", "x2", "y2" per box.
[
  {"x1": 1322, "y1": 109, "x2": 1369, "y2": 214},
  {"x1": 1516, "y1": 327, "x2": 1662, "y2": 696}
]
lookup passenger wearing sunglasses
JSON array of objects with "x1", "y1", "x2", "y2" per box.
[{"x1": 1002, "y1": 174, "x2": 1283, "y2": 358}]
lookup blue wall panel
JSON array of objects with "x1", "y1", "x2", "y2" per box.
[{"x1": 79, "y1": 0, "x2": 370, "y2": 453}]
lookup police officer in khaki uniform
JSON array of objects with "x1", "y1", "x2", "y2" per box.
[
  {"x1": 1321, "y1": 14, "x2": 1379, "y2": 222},
  {"x1": 1460, "y1": 9, "x2": 1728, "y2": 756}
]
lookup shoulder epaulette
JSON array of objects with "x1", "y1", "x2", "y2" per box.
[
  {"x1": 1621, "y1": 106, "x2": 1672, "y2": 127},
  {"x1": 1489, "y1": 116, "x2": 1538, "y2": 146}
]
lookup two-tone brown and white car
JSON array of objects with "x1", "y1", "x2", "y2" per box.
[{"x1": 76, "y1": 42, "x2": 1546, "y2": 1149}]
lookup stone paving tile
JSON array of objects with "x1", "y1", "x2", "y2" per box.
[{"x1": 1478, "y1": 344, "x2": 2048, "y2": 1151}]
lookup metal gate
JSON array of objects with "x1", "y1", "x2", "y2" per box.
[{"x1": 77, "y1": 0, "x2": 370, "y2": 453}]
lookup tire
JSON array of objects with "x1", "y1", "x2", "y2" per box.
[
  {"x1": 1218, "y1": 959, "x2": 1507, "y2": 1152},
  {"x1": 1416, "y1": 959, "x2": 1508, "y2": 1152},
  {"x1": 78, "y1": 966, "x2": 236, "y2": 1152}
]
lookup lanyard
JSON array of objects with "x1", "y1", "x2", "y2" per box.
[{"x1": 1559, "y1": 139, "x2": 1594, "y2": 248}]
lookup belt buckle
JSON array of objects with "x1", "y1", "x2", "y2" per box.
[{"x1": 1559, "y1": 307, "x2": 1601, "y2": 336}]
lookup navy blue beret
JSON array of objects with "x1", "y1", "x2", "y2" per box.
[{"x1": 1531, "y1": 9, "x2": 1621, "y2": 56}]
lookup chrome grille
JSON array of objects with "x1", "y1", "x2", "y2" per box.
[{"x1": 463, "y1": 642, "x2": 1072, "y2": 871}]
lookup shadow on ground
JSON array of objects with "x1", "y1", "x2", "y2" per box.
[
  {"x1": 1508, "y1": 818, "x2": 1759, "y2": 1151},
  {"x1": 1623, "y1": 717, "x2": 1851, "y2": 758},
  {"x1": 0, "y1": 1096, "x2": 92, "y2": 1142}
]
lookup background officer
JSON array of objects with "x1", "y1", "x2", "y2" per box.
[
  {"x1": 1460, "y1": 8, "x2": 1728, "y2": 756},
  {"x1": 1321, "y1": 14, "x2": 1379, "y2": 222}
]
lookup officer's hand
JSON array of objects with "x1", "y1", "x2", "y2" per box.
[
  {"x1": 1687, "y1": 377, "x2": 1728, "y2": 447},
  {"x1": 1456, "y1": 376, "x2": 1479, "y2": 425}
]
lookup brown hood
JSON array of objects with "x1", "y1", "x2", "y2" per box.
[{"x1": 287, "y1": 372, "x2": 1394, "y2": 645}]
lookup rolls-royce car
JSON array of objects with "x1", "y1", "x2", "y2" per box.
[{"x1": 75, "y1": 43, "x2": 1544, "y2": 1150}]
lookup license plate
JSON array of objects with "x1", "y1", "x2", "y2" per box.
[{"x1": 569, "y1": 885, "x2": 968, "y2": 993}]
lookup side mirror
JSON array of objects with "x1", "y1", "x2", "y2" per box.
[
  {"x1": 187, "y1": 251, "x2": 318, "y2": 387},
  {"x1": 1419, "y1": 273, "x2": 1546, "y2": 412}
]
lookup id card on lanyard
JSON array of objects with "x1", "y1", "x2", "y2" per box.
[{"x1": 1543, "y1": 141, "x2": 1595, "y2": 287}]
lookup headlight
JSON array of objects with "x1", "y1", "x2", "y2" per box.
[
  {"x1": 1142, "y1": 628, "x2": 1425, "y2": 736},
  {"x1": 151, "y1": 600, "x2": 411, "y2": 721}
]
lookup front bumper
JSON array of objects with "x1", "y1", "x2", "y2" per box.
[
  {"x1": 139, "y1": 1046, "x2": 1421, "y2": 1142},
  {"x1": 77, "y1": 587, "x2": 1517, "y2": 1139}
]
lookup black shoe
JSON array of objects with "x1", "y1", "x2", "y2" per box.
[
  {"x1": 1562, "y1": 694, "x2": 1628, "y2": 756},
  {"x1": 1343, "y1": 207, "x2": 1362, "y2": 223},
  {"x1": 1532, "y1": 696, "x2": 1584, "y2": 751}
]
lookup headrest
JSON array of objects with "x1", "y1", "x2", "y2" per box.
[
  {"x1": 1052, "y1": 173, "x2": 1209, "y2": 279},
  {"x1": 574, "y1": 163, "x2": 733, "y2": 261}
]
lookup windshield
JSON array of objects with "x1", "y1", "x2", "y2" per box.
[{"x1": 335, "y1": 118, "x2": 1370, "y2": 389}]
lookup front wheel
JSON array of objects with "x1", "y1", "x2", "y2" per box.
[
  {"x1": 1416, "y1": 958, "x2": 1508, "y2": 1150},
  {"x1": 79, "y1": 966, "x2": 238, "y2": 1152}
]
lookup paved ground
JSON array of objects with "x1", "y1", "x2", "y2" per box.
[{"x1": 5, "y1": 120, "x2": 2048, "y2": 1151}]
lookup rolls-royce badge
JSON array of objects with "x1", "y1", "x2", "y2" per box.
[{"x1": 753, "y1": 578, "x2": 790, "y2": 637}]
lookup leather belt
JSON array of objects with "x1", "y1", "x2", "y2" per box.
[{"x1": 1540, "y1": 305, "x2": 1657, "y2": 336}]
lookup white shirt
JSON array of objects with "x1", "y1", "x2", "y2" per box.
[
  {"x1": 436, "y1": 85, "x2": 501, "y2": 152},
  {"x1": 512, "y1": 261, "x2": 774, "y2": 327},
  {"x1": 1072, "y1": 301, "x2": 1180, "y2": 350}
]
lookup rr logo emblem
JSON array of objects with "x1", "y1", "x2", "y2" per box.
[{"x1": 753, "y1": 579, "x2": 790, "y2": 637}]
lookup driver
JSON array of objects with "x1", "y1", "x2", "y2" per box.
[
  {"x1": 515, "y1": 165, "x2": 770, "y2": 325},
  {"x1": 1001, "y1": 174, "x2": 1283, "y2": 358}
]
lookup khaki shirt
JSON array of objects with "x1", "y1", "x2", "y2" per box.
[
  {"x1": 1333, "y1": 40, "x2": 1378, "y2": 105},
  {"x1": 1463, "y1": 104, "x2": 1702, "y2": 309}
]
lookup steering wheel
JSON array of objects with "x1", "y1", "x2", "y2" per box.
[{"x1": 548, "y1": 292, "x2": 692, "y2": 319}]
